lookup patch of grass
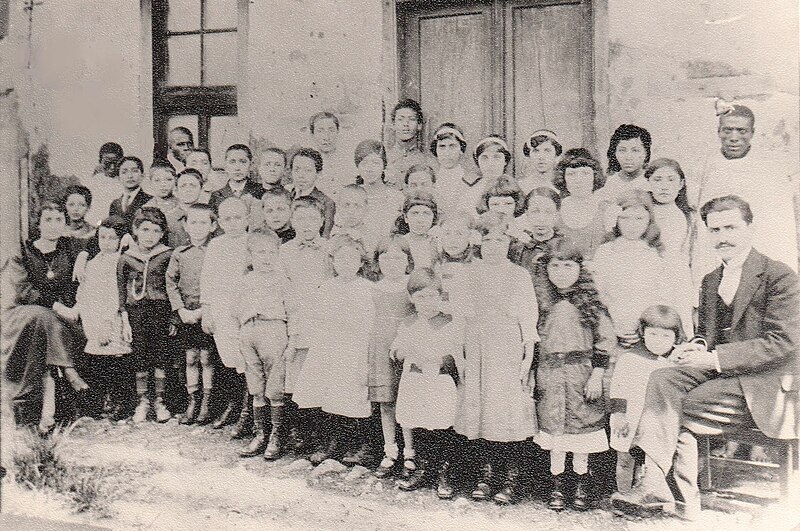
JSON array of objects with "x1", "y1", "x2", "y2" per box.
[{"x1": 11, "y1": 424, "x2": 114, "y2": 517}]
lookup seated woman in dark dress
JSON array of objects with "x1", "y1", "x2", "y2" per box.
[{"x1": 1, "y1": 200, "x2": 89, "y2": 430}]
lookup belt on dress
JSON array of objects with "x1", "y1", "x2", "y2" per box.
[{"x1": 539, "y1": 350, "x2": 592, "y2": 368}]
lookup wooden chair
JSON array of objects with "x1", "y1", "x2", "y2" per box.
[{"x1": 698, "y1": 429, "x2": 799, "y2": 502}]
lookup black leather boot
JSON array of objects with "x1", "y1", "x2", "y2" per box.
[
  {"x1": 436, "y1": 461, "x2": 455, "y2": 500},
  {"x1": 211, "y1": 399, "x2": 236, "y2": 429},
  {"x1": 230, "y1": 393, "x2": 253, "y2": 440},
  {"x1": 263, "y1": 405, "x2": 284, "y2": 460},
  {"x1": 548, "y1": 474, "x2": 566, "y2": 511},
  {"x1": 471, "y1": 463, "x2": 494, "y2": 501},
  {"x1": 180, "y1": 392, "x2": 199, "y2": 425},
  {"x1": 240, "y1": 406, "x2": 268, "y2": 458},
  {"x1": 573, "y1": 473, "x2": 591, "y2": 510},
  {"x1": 493, "y1": 463, "x2": 519, "y2": 505}
]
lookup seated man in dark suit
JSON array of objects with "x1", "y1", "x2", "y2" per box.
[
  {"x1": 110, "y1": 156, "x2": 152, "y2": 230},
  {"x1": 612, "y1": 195, "x2": 800, "y2": 520}
]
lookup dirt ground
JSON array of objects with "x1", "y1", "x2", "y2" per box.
[{"x1": 2, "y1": 417, "x2": 799, "y2": 531}]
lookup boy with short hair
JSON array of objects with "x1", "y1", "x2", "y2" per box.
[
  {"x1": 185, "y1": 148, "x2": 226, "y2": 200},
  {"x1": 236, "y1": 229, "x2": 290, "y2": 459},
  {"x1": 83, "y1": 142, "x2": 124, "y2": 226},
  {"x1": 385, "y1": 99, "x2": 433, "y2": 187},
  {"x1": 166, "y1": 203, "x2": 218, "y2": 425},
  {"x1": 259, "y1": 188, "x2": 296, "y2": 243},
  {"x1": 258, "y1": 147, "x2": 288, "y2": 193},
  {"x1": 200, "y1": 197, "x2": 253, "y2": 434},
  {"x1": 289, "y1": 148, "x2": 336, "y2": 238},
  {"x1": 209, "y1": 144, "x2": 265, "y2": 214}
]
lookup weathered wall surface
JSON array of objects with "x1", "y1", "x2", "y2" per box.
[
  {"x1": 244, "y1": 0, "x2": 384, "y2": 157},
  {"x1": 604, "y1": 0, "x2": 799, "y2": 177},
  {"x1": 0, "y1": 0, "x2": 147, "y2": 180}
]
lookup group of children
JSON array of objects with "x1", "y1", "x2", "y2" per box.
[{"x1": 39, "y1": 99, "x2": 714, "y2": 509}]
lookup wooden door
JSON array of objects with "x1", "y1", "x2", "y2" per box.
[
  {"x1": 505, "y1": 0, "x2": 594, "y2": 164},
  {"x1": 397, "y1": 0, "x2": 594, "y2": 167},
  {"x1": 397, "y1": 1, "x2": 499, "y2": 150}
]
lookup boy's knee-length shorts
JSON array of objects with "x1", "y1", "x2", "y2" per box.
[
  {"x1": 240, "y1": 319, "x2": 288, "y2": 404},
  {"x1": 127, "y1": 300, "x2": 172, "y2": 372}
]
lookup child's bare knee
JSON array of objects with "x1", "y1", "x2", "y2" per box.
[{"x1": 186, "y1": 349, "x2": 199, "y2": 366}]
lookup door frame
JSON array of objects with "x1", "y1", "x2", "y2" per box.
[{"x1": 390, "y1": 0, "x2": 608, "y2": 155}]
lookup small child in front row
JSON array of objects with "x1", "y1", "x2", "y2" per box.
[
  {"x1": 236, "y1": 229, "x2": 290, "y2": 460},
  {"x1": 200, "y1": 197, "x2": 252, "y2": 433},
  {"x1": 117, "y1": 207, "x2": 174, "y2": 423},
  {"x1": 293, "y1": 235, "x2": 376, "y2": 464},
  {"x1": 166, "y1": 203, "x2": 217, "y2": 425},
  {"x1": 391, "y1": 268, "x2": 461, "y2": 500},
  {"x1": 62, "y1": 216, "x2": 132, "y2": 420},
  {"x1": 609, "y1": 305, "x2": 682, "y2": 493},
  {"x1": 534, "y1": 239, "x2": 615, "y2": 511},
  {"x1": 370, "y1": 241, "x2": 414, "y2": 478}
]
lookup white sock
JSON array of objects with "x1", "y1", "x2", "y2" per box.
[
  {"x1": 550, "y1": 450, "x2": 566, "y2": 475},
  {"x1": 573, "y1": 452, "x2": 589, "y2": 475},
  {"x1": 384, "y1": 443, "x2": 398, "y2": 460}
]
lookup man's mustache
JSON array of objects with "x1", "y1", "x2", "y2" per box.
[{"x1": 715, "y1": 242, "x2": 734, "y2": 249}]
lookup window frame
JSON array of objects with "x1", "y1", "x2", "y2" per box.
[{"x1": 151, "y1": 0, "x2": 247, "y2": 160}]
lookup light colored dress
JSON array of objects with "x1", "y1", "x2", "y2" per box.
[
  {"x1": 394, "y1": 314, "x2": 460, "y2": 430},
  {"x1": 451, "y1": 259, "x2": 540, "y2": 442},
  {"x1": 609, "y1": 344, "x2": 671, "y2": 452},
  {"x1": 293, "y1": 277, "x2": 376, "y2": 418},
  {"x1": 535, "y1": 299, "x2": 614, "y2": 453},
  {"x1": 199, "y1": 233, "x2": 250, "y2": 371},
  {"x1": 76, "y1": 252, "x2": 131, "y2": 356},
  {"x1": 367, "y1": 278, "x2": 413, "y2": 403}
]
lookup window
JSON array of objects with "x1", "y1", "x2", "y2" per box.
[{"x1": 152, "y1": 0, "x2": 246, "y2": 167}]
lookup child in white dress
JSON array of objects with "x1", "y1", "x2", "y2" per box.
[
  {"x1": 610, "y1": 305, "x2": 683, "y2": 493},
  {"x1": 391, "y1": 269, "x2": 461, "y2": 499},
  {"x1": 293, "y1": 235, "x2": 376, "y2": 464}
]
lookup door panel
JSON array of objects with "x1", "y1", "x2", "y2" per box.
[
  {"x1": 399, "y1": 2, "x2": 496, "y2": 149},
  {"x1": 507, "y1": 1, "x2": 592, "y2": 161}
]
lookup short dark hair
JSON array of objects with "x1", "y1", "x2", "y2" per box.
[
  {"x1": 402, "y1": 189, "x2": 439, "y2": 225},
  {"x1": 119, "y1": 156, "x2": 144, "y2": 173},
  {"x1": 473, "y1": 135, "x2": 511, "y2": 168},
  {"x1": 64, "y1": 184, "x2": 93, "y2": 208},
  {"x1": 99, "y1": 142, "x2": 123, "y2": 160},
  {"x1": 290, "y1": 147, "x2": 324, "y2": 173},
  {"x1": 522, "y1": 134, "x2": 563, "y2": 157},
  {"x1": 404, "y1": 164, "x2": 436, "y2": 185},
  {"x1": 309, "y1": 111, "x2": 340, "y2": 133},
  {"x1": 478, "y1": 176, "x2": 525, "y2": 217},
  {"x1": 525, "y1": 186, "x2": 562, "y2": 211},
  {"x1": 719, "y1": 104, "x2": 755, "y2": 129},
  {"x1": 226, "y1": 143, "x2": 253, "y2": 161},
  {"x1": 170, "y1": 126, "x2": 194, "y2": 143},
  {"x1": 391, "y1": 98, "x2": 424, "y2": 124},
  {"x1": 430, "y1": 122, "x2": 467, "y2": 156},
  {"x1": 38, "y1": 200, "x2": 66, "y2": 221},
  {"x1": 700, "y1": 195, "x2": 753, "y2": 225},
  {"x1": 354, "y1": 139, "x2": 387, "y2": 168},
  {"x1": 291, "y1": 195, "x2": 324, "y2": 216},
  {"x1": 132, "y1": 206, "x2": 169, "y2": 241},
  {"x1": 177, "y1": 167, "x2": 204, "y2": 184},
  {"x1": 553, "y1": 148, "x2": 605, "y2": 195},
  {"x1": 638, "y1": 304, "x2": 687, "y2": 345},
  {"x1": 607, "y1": 124, "x2": 652, "y2": 174}
]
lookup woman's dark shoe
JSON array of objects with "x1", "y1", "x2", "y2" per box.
[
  {"x1": 471, "y1": 463, "x2": 494, "y2": 501},
  {"x1": 397, "y1": 458, "x2": 426, "y2": 491},
  {"x1": 548, "y1": 474, "x2": 566, "y2": 511},
  {"x1": 180, "y1": 392, "x2": 199, "y2": 425},
  {"x1": 493, "y1": 464, "x2": 519, "y2": 505},
  {"x1": 436, "y1": 461, "x2": 455, "y2": 500},
  {"x1": 572, "y1": 473, "x2": 591, "y2": 511}
]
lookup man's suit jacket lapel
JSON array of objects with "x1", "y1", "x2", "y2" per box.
[
  {"x1": 703, "y1": 266, "x2": 722, "y2": 346},
  {"x1": 730, "y1": 249, "x2": 766, "y2": 330}
]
